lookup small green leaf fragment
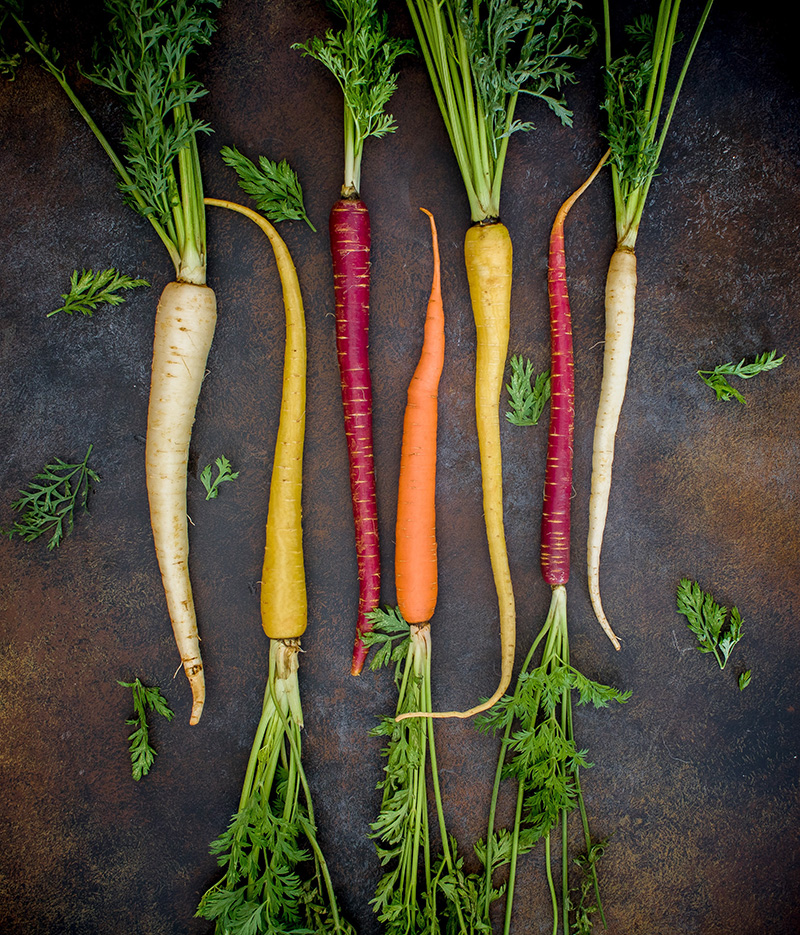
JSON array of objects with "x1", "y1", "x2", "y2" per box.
[
  {"x1": 221, "y1": 145, "x2": 316, "y2": 230},
  {"x1": 506, "y1": 354, "x2": 551, "y2": 426},
  {"x1": 697, "y1": 350, "x2": 785, "y2": 404},
  {"x1": 48, "y1": 268, "x2": 149, "y2": 317},
  {"x1": 201, "y1": 456, "x2": 239, "y2": 500},
  {"x1": 677, "y1": 578, "x2": 744, "y2": 671},
  {"x1": 3, "y1": 445, "x2": 99, "y2": 549},
  {"x1": 118, "y1": 678, "x2": 174, "y2": 781},
  {"x1": 738, "y1": 670, "x2": 752, "y2": 691}
]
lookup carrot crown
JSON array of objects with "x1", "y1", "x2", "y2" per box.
[
  {"x1": 294, "y1": 0, "x2": 413, "y2": 197},
  {"x1": 406, "y1": 0, "x2": 595, "y2": 222},
  {"x1": 602, "y1": 0, "x2": 714, "y2": 249}
]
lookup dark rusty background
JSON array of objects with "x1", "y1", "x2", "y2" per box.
[{"x1": 1, "y1": 1, "x2": 798, "y2": 933}]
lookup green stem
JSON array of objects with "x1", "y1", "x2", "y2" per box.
[
  {"x1": 502, "y1": 777, "x2": 526, "y2": 935},
  {"x1": 11, "y1": 12, "x2": 182, "y2": 273}
]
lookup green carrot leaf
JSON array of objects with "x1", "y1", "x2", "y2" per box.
[
  {"x1": 506, "y1": 354, "x2": 551, "y2": 426},
  {"x1": 738, "y1": 670, "x2": 752, "y2": 691},
  {"x1": 697, "y1": 350, "x2": 785, "y2": 403},
  {"x1": 118, "y1": 677, "x2": 174, "y2": 781},
  {"x1": 294, "y1": 0, "x2": 413, "y2": 194},
  {"x1": 200, "y1": 456, "x2": 239, "y2": 500},
  {"x1": 48, "y1": 267, "x2": 149, "y2": 317},
  {"x1": 676, "y1": 578, "x2": 744, "y2": 670},
  {"x1": 364, "y1": 606, "x2": 411, "y2": 680},
  {"x1": 3, "y1": 445, "x2": 100, "y2": 549},
  {"x1": 220, "y1": 145, "x2": 316, "y2": 231}
]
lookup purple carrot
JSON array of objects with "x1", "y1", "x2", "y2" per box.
[
  {"x1": 329, "y1": 198, "x2": 381, "y2": 675},
  {"x1": 540, "y1": 151, "x2": 609, "y2": 586}
]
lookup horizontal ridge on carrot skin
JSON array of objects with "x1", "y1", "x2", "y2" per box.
[{"x1": 294, "y1": 1, "x2": 412, "y2": 675}]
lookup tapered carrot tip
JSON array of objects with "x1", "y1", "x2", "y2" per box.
[{"x1": 186, "y1": 667, "x2": 205, "y2": 725}]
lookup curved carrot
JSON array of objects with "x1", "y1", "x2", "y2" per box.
[
  {"x1": 541, "y1": 151, "x2": 609, "y2": 588},
  {"x1": 397, "y1": 220, "x2": 515, "y2": 722},
  {"x1": 146, "y1": 281, "x2": 217, "y2": 725},
  {"x1": 395, "y1": 208, "x2": 444, "y2": 626},
  {"x1": 330, "y1": 198, "x2": 381, "y2": 674},
  {"x1": 586, "y1": 245, "x2": 633, "y2": 650},
  {"x1": 205, "y1": 197, "x2": 307, "y2": 640}
]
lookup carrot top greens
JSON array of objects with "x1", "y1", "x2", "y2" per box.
[
  {"x1": 294, "y1": 0, "x2": 413, "y2": 197},
  {"x1": 602, "y1": 0, "x2": 713, "y2": 248},
  {"x1": 407, "y1": 0, "x2": 595, "y2": 222},
  {"x1": 2, "y1": 0, "x2": 219, "y2": 282}
]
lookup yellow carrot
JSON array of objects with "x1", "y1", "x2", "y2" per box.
[
  {"x1": 204, "y1": 198, "x2": 307, "y2": 640},
  {"x1": 396, "y1": 221, "x2": 516, "y2": 721}
]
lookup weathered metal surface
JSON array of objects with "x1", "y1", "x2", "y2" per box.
[{"x1": 0, "y1": 1, "x2": 798, "y2": 933}]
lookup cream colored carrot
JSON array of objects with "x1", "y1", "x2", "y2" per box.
[{"x1": 145, "y1": 281, "x2": 217, "y2": 725}]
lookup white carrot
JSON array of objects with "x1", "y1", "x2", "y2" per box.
[
  {"x1": 4, "y1": 1, "x2": 221, "y2": 720},
  {"x1": 589, "y1": 0, "x2": 713, "y2": 646},
  {"x1": 146, "y1": 283, "x2": 217, "y2": 723}
]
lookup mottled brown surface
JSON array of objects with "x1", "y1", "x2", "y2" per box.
[{"x1": 1, "y1": 1, "x2": 798, "y2": 933}]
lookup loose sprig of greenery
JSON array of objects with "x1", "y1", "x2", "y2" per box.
[
  {"x1": 294, "y1": 0, "x2": 413, "y2": 196},
  {"x1": 476, "y1": 587, "x2": 630, "y2": 935},
  {"x1": 200, "y1": 455, "x2": 239, "y2": 500},
  {"x1": 738, "y1": 670, "x2": 751, "y2": 691},
  {"x1": 602, "y1": 0, "x2": 714, "y2": 248},
  {"x1": 365, "y1": 609, "x2": 475, "y2": 935},
  {"x1": 3, "y1": 445, "x2": 99, "y2": 549},
  {"x1": 48, "y1": 267, "x2": 149, "y2": 317},
  {"x1": 118, "y1": 678, "x2": 174, "y2": 781},
  {"x1": 676, "y1": 578, "x2": 743, "y2": 671},
  {"x1": 407, "y1": 0, "x2": 595, "y2": 221},
  {"x1": 221, "y1": 146, "x2": 316, "y2": 230},
  {"x1": 506, "y1": 354, "x2": 551, "y2": 426},
  {"x1": 697, "y1": 350, "x2": 785, "y2": 404},
  {"x1": 198, "y1": 640, "x2": 353, "y2": 935}
]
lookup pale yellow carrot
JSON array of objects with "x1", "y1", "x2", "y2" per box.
[{"x1": 145, "y1": 281, "x2": 217, "y2": 725}]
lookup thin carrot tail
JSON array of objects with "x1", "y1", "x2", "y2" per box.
[
  {"x1": 587, "y1": 245, "x2": 637, "y2": 651},
  {"x1": 329, "y1": 199, "x2": 381, "y2": 675}
]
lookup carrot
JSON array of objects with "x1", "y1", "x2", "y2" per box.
[
  {"x1": 479, "y1": 154, "x2": 629, "y2": 935},
  {"x1": 395, "y1": 208, "x2": 444, "y2": 626},
  {"x1": 366, "y1": 208, "x2": 473, "y2": 932},
  {"x1": 587, "y1": 0, "x2": 714, "y2": 645},
  {"x1": 198, "y1": 198, "x2": 351, "y2": 934},
  {"x1": 146, "y1": 282, "x2": 217, "y2": 723},
  {"x1": 399, "y1": 0, "x2": 594, "y2": 720},
  {"x1": 295, "y1": 0, "x2": 412, "y2": 675},
  {"x1": 4, "y1": 1, "x2": 221, "y2": 722}
]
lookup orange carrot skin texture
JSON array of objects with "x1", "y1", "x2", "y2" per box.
[
  {"x1": 330, "y1": 198, "x2": 381, "y2": 675},
  {"x1": 395, "y1": 209, "x2": 444, "y2": 625},
  {"x1": 146, "y1": 281, "x2": 217, "y2": 726},
  {"x1": 541, "y1": 214, "x2": 575, "y2": 587}
]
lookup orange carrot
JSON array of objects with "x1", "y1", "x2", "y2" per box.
[{"x1": 395, "y1": 208, "x2": 444, "y2": 626}]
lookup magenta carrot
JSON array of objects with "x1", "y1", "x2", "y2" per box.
[
  {"x1": 541, "y1": 150, "x2": 609, "y2": 587},
  {"x1": 294, "y1": 3, "x2": 411, "y2": 675},
  {"x1": 480, "y1": 151, "x2": 627, "y2": 935},
  {"x1": 329, "y1": 199, "x2": 381, "y2": 674}
]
